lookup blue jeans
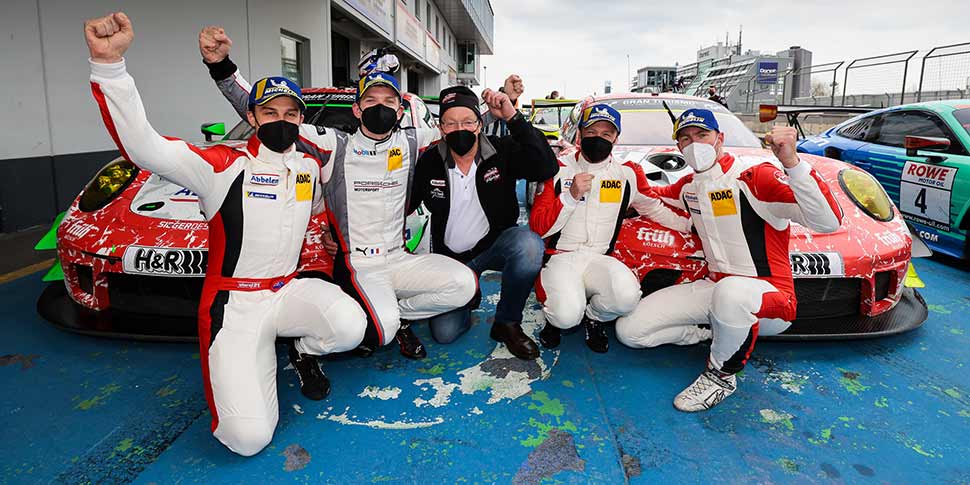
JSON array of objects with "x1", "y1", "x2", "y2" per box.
[{"x1": 428, "y1": 225, "x2": 544, "y2": 344}]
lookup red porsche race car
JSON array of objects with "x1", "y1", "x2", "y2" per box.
[
  {"x1": 35, "y1": 88, "x2": 436, "y2": 341},
  {"x1": 554, "y1": 93, "x2": 929, "y2": 339}
]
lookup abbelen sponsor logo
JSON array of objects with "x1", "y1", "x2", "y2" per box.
[
  {"x1": 249, "y1": 173, "x2": 280, "y2": 186},
  {"x1": 430, "y1": 179, "x2": 446, "y2": 187},
  {"x1": 636, "y1": 227, "x2": 675, "y2": 247},
  {"x1": 123, "y1": 246, "x2": 207, "y2": 277},
  {"x1": 790, "y1": 252, "x2": 844, "y2": 277}
]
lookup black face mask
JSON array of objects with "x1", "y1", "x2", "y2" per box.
[
  {"x1": 256, "y1": 120, "x2": 300, "y2": 153},
  {"x1": 360, "y1": 104, "x2": 399, "y2": 135},
  {"x1": 445, "y1": 130, "x2": 478, "y2": 156},
  {"x1": 580, "y1": 136, "x2": 613, "y2": 163}
]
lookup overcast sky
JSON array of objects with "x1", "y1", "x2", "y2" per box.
[{"x1": 479, "y1": 0, "x2": 970, "y2": 100}]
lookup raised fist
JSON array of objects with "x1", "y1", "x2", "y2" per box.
[
  {"x1": 764, "y1": 125, "x2": 800, "y2": 168},
  {"x1": 199, "y1": 26, "x2": 233, "y2": 64},
  {"x1": 503, "y1": 74, "x2": 524, "y2": 104},
  {"x1": 482, "y1": 88, "x2": 517, "y2": 121},
  {"x1": 569, "y1": 172, "x2": 595, "y2": 201},
  {"x1": 84, "y1": 12, "x2": 133, "y2": 64}
]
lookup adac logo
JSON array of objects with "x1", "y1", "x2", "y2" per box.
[
  {"x1": 708, "y1": 189, "x2": 733, "y2": 201},
  {"x1": 599, "y1": 179, "x2": 622, "y2": 203},
  {"x1": 387, "y1": 146, "x2": 404, "y2": 171},
  {"x1": 601, "y1": 180, "x2": 622, "y2": 189},
  {"x1": 295, "y1": 172, "x2": 312, "y2": 201},
  {"x1": 708, "y1": 189, "x2": 737, "y2": 216}
]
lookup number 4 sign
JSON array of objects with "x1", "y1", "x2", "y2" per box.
[{"x1": 899, "y1": 161, "x2": 957, "y2": 230}]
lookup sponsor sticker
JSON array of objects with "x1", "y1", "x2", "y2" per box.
[
  {"x1": 122, "y1": 246, "x2": 207, "y2": 277},
  {"x1": 62, "y1": 219, "x2": 97, "y2": 241},
  {"x1": 247, "y1": 191, "x2": 277, "y2": 200},
  {"x1": 789, "y1": 252, "x2": 844, "y2": 277},
  {"x1": 387, "y1": 146, "x2": 404, "y2": 171},
  {"x1": 295, "y1": 172, "x2": 312, "y2": 201},
  {"x1": 354, "y1": 246, "x2": 382, "y2": 256},
  {"x1": 899, "y1": 161, "x2": 957, "y2": 228},
  {"x1": 708, "y1": 189, "x2": 737, "y2": 216},
  {"x1": 430, "y1": 188, "x2": 446, "y2": 199},
  {"x1": 599, "y1": 179, "x2": 622, "y2": 203},
  {"x1": 157, "y1": 221, "x2": 208, "y2": 231},
  {"x1": 430, "y1": 179, "x2": 446, "y2": 187},
  {"x1": 353, "y1": 147, "x2": 377, "y2": 156},
  {"x1": 636, "y1": 227, "x2": 675, "y2": 247},
  {"x1": 250, "y1": 173, "x2": 280, "y2": 186}
]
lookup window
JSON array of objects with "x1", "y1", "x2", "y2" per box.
[
  {"x1": 435, "y1": 16, "x2": 440, "y2": 41},
  {"x1": 458, "y1": 43, "x2": 476, "y2": 74},
  {"x1": 953, "y1": 108, "x2": 970, "y2": 138},
  {"x1": 871, "y1": 111, "x2": 952, "y2": 150},
  {"x1": 426, "y1": 4, "x2": 432, "y2": 30},
  {"x1": 836, "y1": 117, "x2": 874, "y2": 141},
  {"x1": 280, "y1": 31, "x2": 310, "y2": 86},
  {"x1": 415, "y1": 0, "x2": 421, "y2": 20}
]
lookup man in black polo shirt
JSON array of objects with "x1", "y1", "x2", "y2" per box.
[{"x1": 409, "y1": 85, "x2": 558, "y2": 360}]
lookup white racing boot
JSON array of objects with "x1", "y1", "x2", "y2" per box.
[{"x1": 673, "y1": 364, "x2": 737, "y2": 412}]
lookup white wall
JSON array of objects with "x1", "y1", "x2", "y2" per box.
[
  {"x1": 1, "y1": 0, "x2": 334, "y2": 158},
  {"x1": 0, "y1": 1, "x2": 53, "y2": 159}
]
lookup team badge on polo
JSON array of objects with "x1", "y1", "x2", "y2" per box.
[
  {"x1": 708, "y1": 189, "x2": 737, "y2": 216},
  {"x1": 295, "y1": 172, "x2": 312, "y2": 201},
  {"x1": 600, "y1": 179, "x2": 622, "y2": 203},
  {"x1": 387, "y1": 146, "x2": 403, "y2": 171}
]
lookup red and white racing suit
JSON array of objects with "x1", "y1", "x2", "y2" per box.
[
  {"x1": 91, "y1": 60, "x2": 367, "y2": 456},
  {"x1": 530, "y1": 152, "x2": 690, "y2": 328},
  {"x1": 215, "y1": 70, "x2": 477, "y2": 350},
  {"x1": 615, "y1": 153, "x2": 842, "y2": 374}
]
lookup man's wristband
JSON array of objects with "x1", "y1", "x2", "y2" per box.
[{"x1": 205, "y1": 56, "x2": 237, "y2": 81}]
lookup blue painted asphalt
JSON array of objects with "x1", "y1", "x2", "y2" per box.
[{"x1": 2, "y1": 257, "x2": 969, "y2": 484}]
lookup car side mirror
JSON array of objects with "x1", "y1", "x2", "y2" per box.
[
  {"x1": 904, "y1": 135, "x2": 949, "y2": 162},
  {"x1": 201, "y1": 122, "x2": 226, "y2": 142}
]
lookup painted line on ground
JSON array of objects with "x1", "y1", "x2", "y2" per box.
[{"x1": 0, "y1": 258, "x2": 54, "y2": 285}]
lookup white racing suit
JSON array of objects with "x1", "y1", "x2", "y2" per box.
[
  {"x1": 615, "y1": 153, "x2": 843, "y2": 374},
  {"x1": 530, "y1": 152, "x2": 690, "y2": 328},
  {"x1": 91, "y1": 60, "x2": 367, "y2": 456},
  {"x1": 216, "y1": 70, "x2": 477, "y2": 350}
]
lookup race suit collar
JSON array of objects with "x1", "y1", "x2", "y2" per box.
[
  {"x1": 352, "y1": 128, "x2": 396, "y2": 151},
  {"x1": 246, "y1": 135, "x2": 294, "y2": 166},
  {"x1": 574, "y1": 150, "x2": 612, "y2": 172},
  {"x1": 695, "y1": 152, "x2": 735, "y2": 179}
]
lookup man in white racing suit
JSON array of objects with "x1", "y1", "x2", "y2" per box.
[
  {"x1": 530, "y1": 104, "x2": 690, "y2": 353},
  {"x1": 615, "y1": 108, "x2": 843, "y2": 412},
  {"x1": 198, "y1": 27, "x2": 477, "y2": 359},
  {"x1": 85, "y1": 12, "x2": 367, "y2": 456}
]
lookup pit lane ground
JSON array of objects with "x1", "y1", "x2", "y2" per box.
[{"x1": 1, "y1": 255, "x2": 968, "y2": 484}]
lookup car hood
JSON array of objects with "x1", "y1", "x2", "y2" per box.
[{"x1": 129, "y1": 140, "x2": 246, "y2": 221}]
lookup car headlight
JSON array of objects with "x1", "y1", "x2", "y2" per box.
[
  {"x1": 838, "y1": 169, "x2": 893, "y2": 221},
  {"x1": 79, "y1": 159, "x2": 138, "y2": 212}
]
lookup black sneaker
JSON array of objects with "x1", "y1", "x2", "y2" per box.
[
  {"x1": 583, "y1": 317, "x2": 609, "y2": 353},
  {"x1": 287, "y1": 340, "x2": 331, "y2": 401},
  {"x1": 396, "y1": 320, "x2": 427, "y2": 360},
  {"x1": 538, "y1": 324, "x2": 561, "y2": 349}
]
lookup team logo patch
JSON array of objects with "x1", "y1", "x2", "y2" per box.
[
  {"x1": 430, "y1": 179, "x2": 446, "y2": 187},
  {"x1": 387, "y1": 146, "x2": 404, "y2": 171},
  {"x1": 430, "y1": 188, "x2": 446, "y2": 199},
  {"x1": 247, "y1": 191, "x2": 277, "y2": 200},
  {"x1": 483, "y1": 167, "x2": 501, "y2": 183},
  {"x1": 599, "y1": 179, "x2": 622, "y2": 203},
  {"x1": 250, "y1": 173, "x2": 280, "y2": 186},
  {"x1": 295, "y1": 172, "x2": 312, "y2": 201},
  {"x1": 708, "y1": 189, "x2": 737, "y2": 216}
]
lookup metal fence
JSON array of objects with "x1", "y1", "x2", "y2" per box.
[{"x1": 753, "y1": 41, "x2": 970, "y2": 111}]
